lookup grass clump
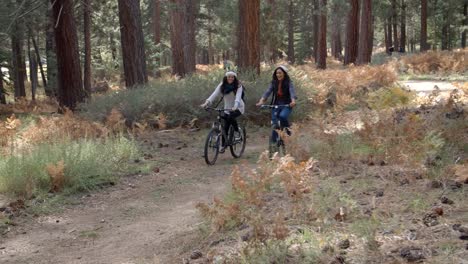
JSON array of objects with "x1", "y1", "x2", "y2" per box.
[
  {"x1": 80, "y1": 68, "x2": 312, "y2": 128},
  {"x1": 0, "y1": 136, "x2": 139, "y2": 197}
]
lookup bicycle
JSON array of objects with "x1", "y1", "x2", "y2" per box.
[
  {"x1": 259, "y1": 104, "x2": 291, "y2": 159},
  {"x1": 203, "y1": 107, "x2": 246, "y2": 165}
]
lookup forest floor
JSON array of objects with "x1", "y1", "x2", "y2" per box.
[{"x1": 0, "y1": 81, "x2": 466, "y2": 264}]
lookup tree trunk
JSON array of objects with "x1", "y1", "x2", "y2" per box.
[
  {"x1": 51, "y1": 0, "x2": 85, "y2": 110},
  {"x1": 368, "y1": 15, "x2": 374, "y2": 59},
  {"x1": 28, "y1": 36, "x2": 38, "y2": 101},
  {"x1": 0, "y1": 71, "x2": 6, "y2": 104},
  {"x1": 118, "y1": 0, "x2": 147, "y2": 86},
  {"x1": 400, "y1": 0, "x2": 406, "y2": 52},
  {"x1": 287, "y1": 0, "x2": 295, "y2": 64},
  {"x1": 83, "y1": 0, "x2": 92, "y2": 94},
  {"x1": 312, "y1": 0, "x2": 319, "y2": 61},
  {"x1": 11, "y1": 23, "x2": 26, "y2": 99},
  {"x1": 183, "y1": 0, "x2": 198, "y2": 74},
  {"x1": 169, "y1": 0, "x2": 186, "y2": 76},
  {"x1": 237, "y1": 0, "x2": 260, "y2": 74},
  {"x1": 388, "y1": 18, "x2": 393, "y2": 50},
  {"x1": 357, "y1": 0, "x2": 372, "y2": 65},
  {"x1": 384, "y1": 20, "x2": 390, "y2": 54},
  {"x1": 266, "y1": 0, "x2": 278, "y2": 62},
  {"x1": 152, "y1": 0, "x2": 161, "y2": 45},
  {"x1": 317, "y1": 0, "x2": 327, "y2": 69},
  {"x1": 391, "y1": 0, "x2": 399, "y2": 51},
  {"x1": 331, "y1": 2, "x2": 342, "y2": 60},
  {"x1": 420, "y1": 0, "x2": 428, "y2": 51},
  {"x1": 46, "y1": 1, "x2": 57, "y2": 97},
  {"x1": 462, "y1": 3, "x2": 467, "y2": 48},
  {"x1": 441, "y1": 11, "x2": 449, "y2": 50},
  {"x1": 31, "y1": 35, "x2": 47, "y2": 88},
  {"x1": 344, "y1": 0, "x2": 359, "y2": 65}
]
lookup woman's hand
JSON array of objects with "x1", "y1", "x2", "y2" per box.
[
  {"x1": 256, "y1": 98, "x2": 265, "y2": 107},
  {"x1": 289, "y1": 100, "x2": 296, "y2": 108},
  {"x1": 200, "y1": 101, "x2": 209, "y2": 108}
]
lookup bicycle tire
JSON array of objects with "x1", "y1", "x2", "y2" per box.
[
  {"x1": 229, "y1": 126, "x2": 246, "y2": 158},
  {"x1": 204, "y1": 129, "x2": 220, "y2": 165}
]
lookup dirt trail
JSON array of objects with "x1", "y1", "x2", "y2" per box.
[
  {"x1": 400, "y1": 80, "x2": 457, "y2": 94},
  {"x1": 0, "y1": 129, "x2": 267, "y2": 264}
]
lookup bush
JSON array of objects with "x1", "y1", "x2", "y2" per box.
[
  {"x1": 0, "y1": 136, "x2": 139, "y2": 197},
  {"x1": 80, "y1": 68, "x2": 313, "y2": 128}
]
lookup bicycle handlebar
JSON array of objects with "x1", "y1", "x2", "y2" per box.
[
  {"x1": 259, "y1": 104, "x2": 290, "y2": 109},
  {"x1": 205, "y1": 107, "x2": 233, "y2": 112}
]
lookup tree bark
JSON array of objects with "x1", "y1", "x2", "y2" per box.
[
  {"x1": 331, "y1": 2, "x2": 343, "y2": 60},
  {"x1": 312, "y1": 0, "x2": 319, "y2": 61},
  {"x1": 183, "y1": 0, "x2": 198, "y2": 73},
  {"x1": 0, "y1": 71, "x2": 6, "y2": 104},
  {"x1": 287, "y1": 0, "x2": 295, "y2": 64},
  {"x1": 357, "y1": 0, "x2": 372, "y2": 65},
  {"x1": 391, "y1": 0, "x2": 399, "y2": 51},
  {"x1": 46, "y1": 0, "x2": 57, "y2": 97},
  {"x1": 317, "y1": 0, "x2": 327, "y2": 69},
  {"x1": 83, "y1": 0, "x2": 92, "y2": 94},
  {"x1": 462, "y1": 3, "x2": 467, "y2": 48},
  {"x1": 237, "y1": 0, "x2": 260, "y2": 74},
  {"x1": 118, "y1": 0, "x2": 147, "y2": 86},
  {"x1": 31, "y1": 35, "x2": 47, "y2": 88},
  {"x1": 420, "y1": 0, "x2": 428, "y2": 51},
  {"x1": 28, "y1": 36, "x2": 38, "y2": 101},
  {"x1": 152, "y1": 0, "x2": 161, "y2": 45},
  {"x1": 399, "y1": 0, "x2": 406, "y2": 52},
  {"x1": 51, "y1": 0, "x2": 85, "y2": 110},
  {"x1": 384, "y1": 20, "x2": 390, "y2": 54},
  {"x1": 11, "y1": 23, "x2": 26, "y2": 99},
  {"x1": 344, "y1": 0, "x2": 359, "y2": 65},
  {"x1": 169, "y1": 0, "x2": 186, "y2": 76}
]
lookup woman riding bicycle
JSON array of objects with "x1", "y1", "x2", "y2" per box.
[
  {"x1": 256, "y1": 65, "x2": 297, "y2": 141},
  {"x1": 201, "y1": 71, "x2": 245, "y2": 153}
]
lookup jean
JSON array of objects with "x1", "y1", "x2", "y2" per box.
[
  {"x1": 271, "y1": 106, "x2": 291, "y2": 143},
  {"x1": 222, "y1": 110, "x2": 241, "y2": 146}
]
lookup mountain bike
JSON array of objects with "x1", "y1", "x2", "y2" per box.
[
  {"x1": 260, "y1": 104, "x2": 291, "y2": 159},
  {"x1": 203, "y1": 107, "x2": 246, "y2": 165}
]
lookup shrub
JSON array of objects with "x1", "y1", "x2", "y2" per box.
[{"x1": 0, "y1": 136, "x2": 139, "y2": 197}]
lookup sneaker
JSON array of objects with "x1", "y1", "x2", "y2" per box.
[
  {"x1": 285, "y1": 127, "x2": 292, "y2": 136},
  {"x1": 219, "y1": 146, "x2": 226, "y2": 153}
]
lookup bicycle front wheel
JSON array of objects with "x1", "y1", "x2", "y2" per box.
[
  {"x1": 204, "y1": 129, "x2": 220, "y2": 165},
  {"x1": 229, "y1": 126, "x2": 246, "y2": 158}
]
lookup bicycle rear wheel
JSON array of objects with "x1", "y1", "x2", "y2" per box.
[
  {"x1": 204, "y1": 129, "x2": 220, "y2": 165},
  {"x1": 229, "y1": 126, "x2": 246, "y2": 158}
]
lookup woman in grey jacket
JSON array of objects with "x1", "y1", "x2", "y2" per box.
[{"x1": 201, "y1": 71, "x2": 245, "y2": 152}]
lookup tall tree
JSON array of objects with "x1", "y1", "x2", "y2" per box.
[
  {"x1": 420, "y1": 0, "x2": 428, "y2": 51},
  {"x1": 331, "y1": 1, "x2": 343, "y2": 60},
  {"x1": 46, "y1": 1, "x2": 57, "y2": 97},
  {"x1": 237, "y1": 0, "x2": 260, "y2": 74},
  {"x1": 344, "y1": 0, "x2": 359, "y2": 65},
  {"x1": 400, "y1": 0, "x2": 406, "y2": 52},
  {"x1": 0, "y1": 70, "x2": 6, "y2": 104},
  {"x1": 317, "y1": 0, "x2": 327, "y2": 69},
  {"x1": 28, "y1": 36, "x2": 38, "y2": 101},
  {"x1": 118, "y1": 0, "x2": 148, "y2": 87},
  {"x1": 391, "y1": 0, "x2": 399, "y2": 50},
  {"x1": 11, "y1": 22, "x2": 26, "y2": 99},
  {"x1": 152, "y1": 0, "x2": 161, "y2": 45},
  {"x1": 83, "y1": 0, "x2": 92, "y2": 94},
  {"x1": 312, "y1": 0, "x2": 319, "y2": 61},
  {"x1": 169, "y1": 0, "x2": 186, "y2": 76},
  {"x1": 183, "y1": 0, "x2": 198, "y2": 74},
  {"x1": 287, "y1": 0, "x2": 295, "y2": 64},
  {"x1": 357, "y1": 0, "x2": 372, "y2": 64},
  {"x1": 31, "y1": 35, "x2": 47, "y2": 88},
  {"x1": 51, "y1": 0, "x2": 85, "y2": 110},
  {"x1": 463, "y1": 2, "x2": 467, "y2": 48}
]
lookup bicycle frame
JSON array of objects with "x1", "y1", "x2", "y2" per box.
[{"x1": 206, "y1": 107, "x2": 233, "y2": 146}]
